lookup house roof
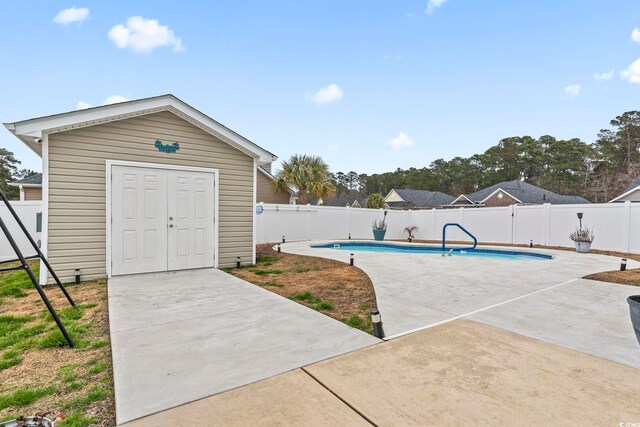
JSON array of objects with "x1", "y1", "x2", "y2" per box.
[
  {"x1": 314, "y1": 196, "x2": 363, "y2": 207},
  {"x1": 623, "y1": 176, "x2": 640, "y2": 193},
  {"x1": 609, "y1": 175, "x2": 640, "y2": 203},
  {"x1": 9, "y1": 173, "x2": 42, "y2": 186},
  {"x1": 386, "y1": 189, "x2": 455, "y2": 209},
  {"x1": 463, "y1": 180, "x2": 590, "y2": 205},
  {"x1": 3, "y1": 94, "x2": 277, "y2": 165}
]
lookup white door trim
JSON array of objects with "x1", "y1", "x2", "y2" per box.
[{"x1": 106, "y1": 160, "x2": 219, "y2": 278}]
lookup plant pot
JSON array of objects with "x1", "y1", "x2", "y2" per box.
[
  {"x1": 372, "y1": 229, "x2": 386, "y2": 241},
  {"x1": 628, "y1": 296, "x2": 640, "y2": 346},
  {"x1": 574, "y1": 241, "x2": 591, "y2": 253}
]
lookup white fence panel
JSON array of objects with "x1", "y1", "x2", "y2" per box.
[
  {"x1": 513, "y1": 205, "x2": 546, "y2": 245},
  {"x1": 0, "y1": 201, "x2": 43, "y2": 261},
  {"x1": 256, "y1": 201, "x2": 639, "y2": 254},
  {"x1": 629, "y1": 205, "x2": 640, "y2": 253},
  {"x1": 462, "y1": 206, "x2": 513, "y2": 243},
  {"x1": 548, "y1": 203, "x2": 629, "y2": 251}
]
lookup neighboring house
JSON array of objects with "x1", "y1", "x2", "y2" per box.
[
  {"x1": 256, "y1": 167, "x2": 294, "y2": 204},
  {"x1": 4, "y1": 94, "x2": 278, "y2": 284},
  {"x1": 384, "y1": 189, "x2": 455, "y2": 209},
  {"x1": 448, "y1": 180, "x2": 590, "y2": 207},
  {"x1": 314, "y1": 197, "x2": 364, "y2": 207},
  {"x1": 309, "y1": 196, "x2": 367, "y2": 208},
  {"x1": 609, "y1": 176, "x2": 640, "y2": 203},
  {"x1": 8, "y1": 173, "x2": 42, "y2": 200}
]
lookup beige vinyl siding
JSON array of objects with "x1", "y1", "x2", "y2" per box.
[
  {"x1": 24, "y1": 187, "x2": 42, "y2": 200},
  {"x1": 256, "y1": 171, "x2": 290, "y2": 204},
  {"x1": 47, "y1": 110, "x2": 254, "y2": 282}
]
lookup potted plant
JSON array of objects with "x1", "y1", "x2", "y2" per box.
[
  {"x1": 628, "y1": 296, "x2": 640, "y2": 346},
  {"x1": 569, "y1": 227, "x2": 594, "y2": 253},
  {"x1": 372, "y1": 211, "x2": 388, "y2": 241},
  {"x1": 404, "y1": 225, "x2": 418, "y2": 242}
]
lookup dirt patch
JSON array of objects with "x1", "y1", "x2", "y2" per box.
[
  {"x1": 412, "y1": 239, "x2": 640, "y2": 287},
  {"x1": 0, "y1": 274, "x2": 114, "y2": 426},
  {"x1": 225, "y1": 244, "x2": 377, "y2": 333}
]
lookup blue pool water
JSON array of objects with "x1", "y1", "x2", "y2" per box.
[{"x1": 311, "y1": 242, "x2": 553, "y2": 260}]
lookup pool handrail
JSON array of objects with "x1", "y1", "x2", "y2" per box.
[{"x1": 442, "y1": 223, "x2": 478, "y2": 254}]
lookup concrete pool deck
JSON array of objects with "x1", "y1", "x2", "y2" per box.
[
  {"x1": 126, "y1": 319, "x2": 640, "y2": 426},
  {"x1": 282, "y1": 241, "x2": 640, "y2": 368}
]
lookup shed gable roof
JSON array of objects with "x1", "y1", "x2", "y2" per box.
[{"x1": 3, "y1": 94, "x2": 277, "y2": 165}]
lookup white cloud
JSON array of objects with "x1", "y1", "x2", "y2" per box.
[
  {"x1": 76, "y1": 101, "x2": 91, "y2": 110},
  {"x1": 426, "y1": 0, "x2": 449, "y2": 14},
  {"x1": 108, "y1": 16, "x2": 184, "y2": 53},
  {"x1": 621, "y1": 58, "x2": 640, "y2": 83},
  {"x1": 564, "y1": 84, "x2": 581, "y2": 97},
  {"x1": 104, "y1": 95, "x2": 129, "y2": 104},
  {"x1": 384, "y1": 54, "x2": 403, "y2": 61},
  {"x1": 387, "y1": 132, "x2": 415, "y2": 150},
  {"x1": 593, "y1": 70, "x2": 614, "y2": 81},
  {"x1": 53, "y1": 7, "x2": 90, "y2": 25},
  {"x1": 632, "y1": 28, "x2": 640, "y2": 43},
  {"x1": 306, "y1": 84, "x2": 343, "y2": 105}
]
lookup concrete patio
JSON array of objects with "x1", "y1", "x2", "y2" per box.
[
  {"x1": 125, "y1": 319, "x2": 640, "y2": 426},
  {"x1": 283, "y1": 241, "x2": 640, "y2": 368},
  {"x1": 108, "y1": 268, "x2": 378, "y2": 424}
]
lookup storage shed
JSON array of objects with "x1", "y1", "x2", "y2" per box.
[{"x1": 4, "y1": 95, "x2": 277, "y2": 283}]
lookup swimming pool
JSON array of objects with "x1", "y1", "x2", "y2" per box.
[{"x1": 311, "y1": 241, "x2": 553, "y2": 260}]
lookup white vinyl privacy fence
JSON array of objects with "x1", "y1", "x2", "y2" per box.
[
  {"x1": 256, "y1": 201, "x2": 640, "y2": 254},
  {"x1": 0, "y1": 201, "x2": 42, "y2": 261}
]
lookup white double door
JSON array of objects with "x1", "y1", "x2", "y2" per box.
[{"x1": 111, "y1": 166, "x2": 215, "y2": 276}]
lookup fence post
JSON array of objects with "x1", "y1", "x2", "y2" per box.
[
  {"x1": 624, "y1": 201, "x2": 631, "y2": 253},
  {"x1": 306, "y1": 204, "x2": 312, "y2": 241},
  {"x1": 510, "y1": 204, "x2": 516, "y2": 244},
  {"x1": 543, "y1": 203, "x2": 551, "y2": 246}
]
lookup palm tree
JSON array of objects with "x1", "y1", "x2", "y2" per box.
[
  {"x1": 274, "y1": 155, "x2": 335, "y2": 205},
  {"x1": 366, "y1": 193, "x2": 386, "y2": 209}
]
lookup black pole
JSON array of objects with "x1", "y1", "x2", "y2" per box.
[
  {"x1": 350, "y1": 253, "x2": 354, "y2": 266},
  {"x1": 621, "y1": 258, "x2": 627, "y2": 271},
  {"x1": 371, "y1": 309, "x2": 384, "y2": 339},
  {"x1": 0, "y1": 190, "x2": 75, "y2": 306},
  {"x1": 0, "y1": 214, "x2": 74, "y2": 348}
]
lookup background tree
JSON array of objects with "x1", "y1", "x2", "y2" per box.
[
  {"x1": 0, "y1": 148, "x2": 21, "y2": 200},
  {"x1": 274, "y1": 154, "x2": 335, "y2": 204},
  {"x1": 366, "y1": 193, "x2": 386, "y2": 209}
]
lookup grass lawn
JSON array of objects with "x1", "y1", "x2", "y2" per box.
[
  {"x1": 224, "y1": 244, "x2": 377, "y2": 334},
  {"x1": 0, "y1": 262, "x2": 114, "y2": 426}
]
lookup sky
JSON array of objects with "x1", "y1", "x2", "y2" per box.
[{"x1": 1, "y1": 1, "x2": 640, "y2": 175}]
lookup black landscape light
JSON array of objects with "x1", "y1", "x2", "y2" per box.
[
  {"x1": 621, "y1": 258, "x2": 627, "y2": 271},
  {"x1": 371, "y1": 309, "x2": 384, "y2": 339},
  {"x1": 530, "y1": 240, "x2": 533, "y2": 248},
  {"x1": 577, "y1": 212, "x2": 583, "y2": 229},
  {"x1": 75, "y1": 269, "x2": 80, "y2": 285},
  {"x1": 282, "y1": 235, "x2": 286, "y2": 244},
  {"x1": 350, "y1": 253, "x2": 354, "y2": 266},
  {"x1": 348, "y1": 233, "x2": 351, "y2": 240},
  {"x1": 277, "y1": 243, "x2": 281, "y2": 253},
  {"x1": 236, "y1": 257, "x2": 241, "y2": 269}
]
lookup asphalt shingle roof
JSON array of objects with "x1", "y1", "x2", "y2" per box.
[
  {"x1": 13, "y1": 173, "x2": 42, "y2": 185},
  {"x1": 623, "y1": 176, "x2": 640, "y2": 193},
  {"x1": 389, "y1": 189, "x2": 455, "y2": 209},
  {"x1": 464, "y1": 180, "x2": 590, "y2": 205}
]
